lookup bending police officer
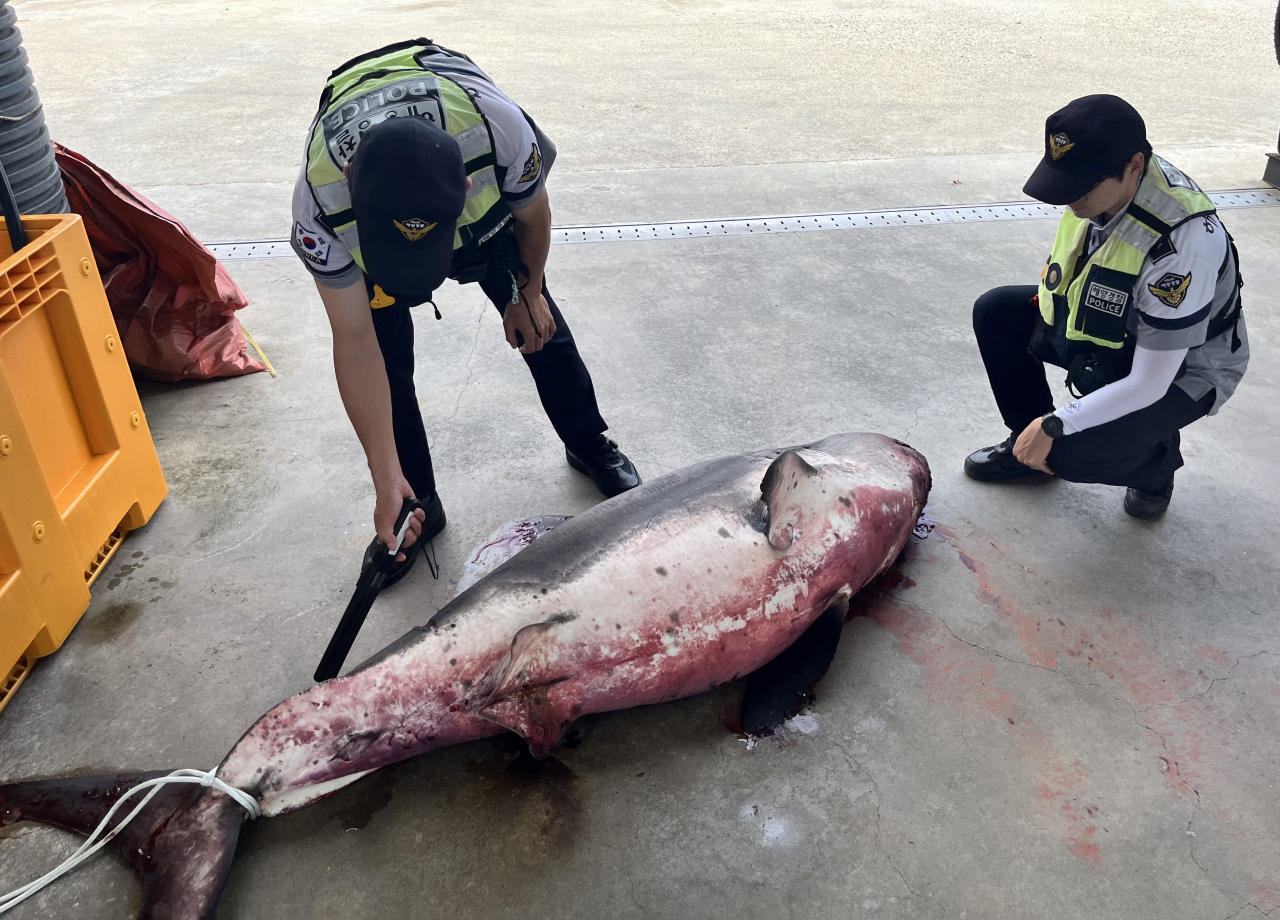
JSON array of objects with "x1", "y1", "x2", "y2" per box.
[
  {"x1": 965, "y1": 95, "x2": 1247, "y2": 518},
  {"x1": 291, "y1": 39, "x2": 641, "y2": 581}
]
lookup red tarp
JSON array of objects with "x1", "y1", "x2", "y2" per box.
[{"x1": 54, "y1": 143, "x2": 265, "y2": 381}]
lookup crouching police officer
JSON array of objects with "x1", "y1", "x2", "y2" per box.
[
  {"x1": 965, "y1": 95, "x2": 1247, "y2": 518},
  {"x1": 290, "y1": 39, "x2": 641, "y2": 581}
]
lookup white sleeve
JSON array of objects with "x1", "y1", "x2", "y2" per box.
[
  {"x1": 290, "y1": 166, "x2": 361, "y2": 289},
  {"x1": 1132, "y1": 214, "x2": 1227, "y2": 351},
  {"x1": 458, "y1": 77, "x2": 549, "y2": 209},
  {"x1": 1056, "y1": 345, "x2": 1188, "y2": 434}
]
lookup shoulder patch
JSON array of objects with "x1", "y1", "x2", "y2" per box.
[
  {"x1": 1147, "y1": 234, "x2": 1177, "y2": 264},
  {"x1": 294, "y1": 222, "x2": 331, "y2": 266},
  {"x1": 1147, "y1": 271, "x2": 1192, "y2": 308},
  {"x1": 518, "y1": 142, "x2": 542, "y2": 184}
]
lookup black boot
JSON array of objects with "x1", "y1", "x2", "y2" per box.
[
  {"x1": 964, "y1": 434, "x2": 1054, "y2": 483},
  {"x1": 1124, "y1": 478, "x2": 1174, "y2": 519},
  {"x1": 360, "y1": 493, "x2": 447, "y2": 588},
  {"x1": 566, "y1": 435, "x2": 641, "y2": 498}
]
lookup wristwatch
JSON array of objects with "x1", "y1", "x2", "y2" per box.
[{"x1": 1040, "y1": 412, "x2": 1065, "y2": 439}]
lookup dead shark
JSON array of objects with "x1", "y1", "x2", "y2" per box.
[{"x1": 0, "y1": 432, "x2": 930, "y2": 919}]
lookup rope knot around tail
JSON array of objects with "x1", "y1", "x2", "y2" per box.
[{"x1": 0, "y1": 768, "x2": 259, "y2": 914}]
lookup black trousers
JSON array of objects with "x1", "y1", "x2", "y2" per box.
[
  {"x1": 370, "y1": 269, "x2": 607, "y2": 501},
  {"x1": 973, "y1": 285, "x2": 1213, "y2": 492}
]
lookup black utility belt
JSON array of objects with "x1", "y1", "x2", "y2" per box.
[
  {"x1": 363, "y1": 223, "x2": 520, "y2": 311},
  {"x1": 453, "y1": 221, "x2": 518, "y2": 285}
]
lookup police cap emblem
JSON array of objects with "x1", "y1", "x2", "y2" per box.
[
  {"x1": 394, "y1": 217, "x2": 436, "y2": 241},
  {"x1": 1049, "y1": 133, "x2": 1075, "y2": 161},
  {"x1": 1147, "y1": 271, "x2": 1192, "y2": 307}
]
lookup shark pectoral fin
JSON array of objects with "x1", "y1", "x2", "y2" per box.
[
  {"x1": 741, "y1": 594, "x2": 849, "y2": 734},
  {"x1": 479, "y1": 681, "x2": 580, "y2": 760},
  {"x1": 480, "y1": 617, "x2": 582, "y2": 758},
  {"x1": 760, "y1": 449, "x2": 822, "y2": 550},
  {"x1": 489, "y1": 616, "x2": 576, "y2": 700}
]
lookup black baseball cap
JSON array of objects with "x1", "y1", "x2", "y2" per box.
[
  {"x1": 1023, "y1": 95, "x2": 1148, "y2": 206},
  {"x1": 349, "y1": 117, "x2": 466, "y2": 299}
]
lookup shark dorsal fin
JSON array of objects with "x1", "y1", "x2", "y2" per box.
[{"x1": 760, "y1": 449, "x2": 823, "y2": 550}]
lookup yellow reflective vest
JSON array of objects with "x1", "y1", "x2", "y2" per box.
[
  {"x1": 1029, "y1": 156, "x2": 1217, "y2": 390},
  {"x1": 304, "y1": 39, "x2": 511, "y2": 276}
]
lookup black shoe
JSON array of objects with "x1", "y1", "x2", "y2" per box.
[
  {"x1": 1124, "y1": 479, "x2": 1174, "y2": 519},
  {"x1": 361, "y1": 493, "x2": 447, "y2": 588},
  {"x1": 964, "y1": 435, "x2": 1055, "y2": 483},
  {"x1": 566, "y1": 435, "x2": 642, "y2": 498}
]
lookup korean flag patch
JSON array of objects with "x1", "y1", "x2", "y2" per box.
[{"x1": 294, "y1": 222, "x2": 331, "y2": 266}]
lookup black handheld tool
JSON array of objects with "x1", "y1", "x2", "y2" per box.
[
  {"x1": 0, "y1": 157, "x2": 28, "y2": 255},
  {"x1": 314, "y1": 498, "x2": 422, "y2": 682}
]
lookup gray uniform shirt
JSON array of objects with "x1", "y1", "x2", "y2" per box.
[
  {"x1": 1083, "y1": 195, "x2": 1248, "y2": 413},
  {"x1": 291, "y1": 46, "x2": 556, "y2": 290}
]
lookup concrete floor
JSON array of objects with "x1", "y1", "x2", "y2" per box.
[{"x1": 3, "y1": 1, "x2": 1280, "y2": 917}]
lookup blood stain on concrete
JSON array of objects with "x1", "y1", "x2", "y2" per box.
[
  {"x1": 1195, "y1": 644, "x2": 1233, "y2": 667},
  {"x1": 918, "y1": 519, "x2": 1279, "y2": 898},
  {"x1": 857, "y1": 589, "x2": 1103, "y2": 867}
]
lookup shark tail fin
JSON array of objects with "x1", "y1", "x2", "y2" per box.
[{"x1": 0, "y1": 771, "x2": 248, "y2": 919}]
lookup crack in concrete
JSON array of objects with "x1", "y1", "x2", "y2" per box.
[
  {"x1": 445, "y1": 303, "x2": 490, "y2": 422},
  {"x1": 1188, "y1": 807, "x2": 1275, "y2": 918},
  {"x1": 1152, "y1": 651, "x2": 1278, "y2": 710},
  {"x1": 623, "y1": 861, "x2": 646, "y2": 916},
  {"x1": 903, "y1": 378, "x2": 962, "y2": 441},
  {"x1": 910, "y1": 599, "x2": 1199, "y2": 794},
  {"x1": 822, "y1": 732, "x2": 948, "y2": 915},
  {"x1": 910, "y1": 600, "x2": 1130, "y2": 707},
  {"x1": 1222, "y1": 403, "x2": 1280, "y2": 437},
  {"x1": 191, "y1": 516, "x2": 269, "y2": 562},
  {"x1": 902, "y1": 596, "x2": 1279, "y2": 918}
]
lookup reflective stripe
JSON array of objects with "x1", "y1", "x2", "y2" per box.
[
  {"x1": 313, "y1": 179, "x2": 351, "y2": 214},
  {"x1": 454, "y1": 123, "x2": 492, "y2": 162},
  {"x1": 466, "y1": 165, "x2": 498, "y2": 199},
  {"x1": 1113, "y1": 216, "x2": 1159, "y2": 252},
  {"x1": 1135, "y1": 181, "x2": 1192, "y2": 227},
  {"x1": 337, "y1": 224, "x2": 361, "y2": 256}
]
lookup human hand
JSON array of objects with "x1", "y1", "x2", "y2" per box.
[
  {"x1": 373, "y1": 477, "x2": 425, "y2": 562},
  {"x1": 1013, "y1": 418, "x2": 1054, "y2": 474},
  {"x1": 504, "y1": 286, "x2": 557, "y2": 354}
]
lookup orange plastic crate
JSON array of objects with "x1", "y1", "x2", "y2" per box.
[{"x1": 0, "y1": 213, "x2": 167, "y2": 713}]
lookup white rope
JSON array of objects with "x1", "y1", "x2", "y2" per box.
[{"x1": 0, "y1": 768, "x2": 259, "y2": 915}]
